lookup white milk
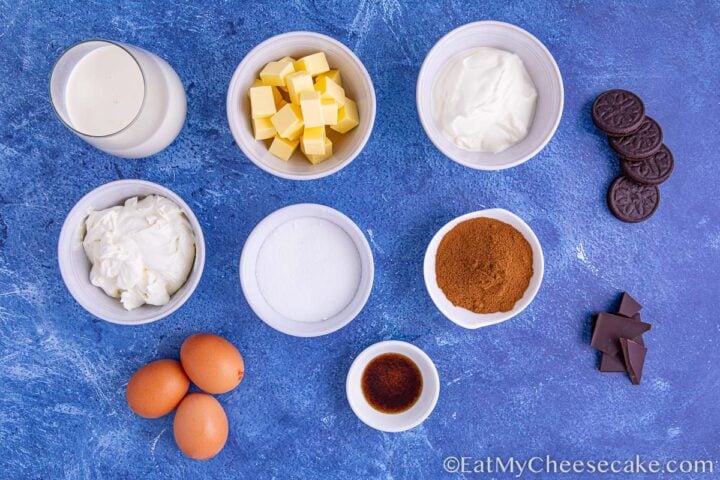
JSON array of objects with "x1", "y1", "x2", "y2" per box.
[
  {"x1": 66, "y1": 45, "x2": 145, "y2": 137},
  {"x1": 53, "y1": 41, "x2": 186, "y2": 158}
]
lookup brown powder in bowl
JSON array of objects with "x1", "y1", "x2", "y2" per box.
[{"x1": 435, "y1": 217, "x2": 533, "y2": 314}]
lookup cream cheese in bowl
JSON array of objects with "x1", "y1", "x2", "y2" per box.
[
  {"x1": 83, "y1": 195, "x2": 196, "y2": 311},
  {"x1": 433, "y1": 47, "x2": 538, "y2": 153}
]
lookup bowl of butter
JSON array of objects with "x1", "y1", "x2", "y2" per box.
[
  {"x1": 227, "y1": 31, "x2": 376, "y2": 180},
  {"x1": 417, "y1": 21, "x2": 564, "y2": 170},
  {"x1": 58, "y1": 179, "x2": 206, "y2": 325}
]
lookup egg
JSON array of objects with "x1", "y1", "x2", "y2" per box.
[
  {"x1": 180, "y1": 333, "x2": 245, "y2": 394},
  {"x1": 173, "y1": 393, "x2": 228, "y2": 460},
  {"x1": 126, "y1": 359, "x2": 189, "y2": 418}
]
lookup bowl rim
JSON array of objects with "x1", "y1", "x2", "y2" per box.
[
  {"x1": 416, "y1": 20, "x2": 564, "y2": 171},
  {"x1": 226, "y1": 31, "x2": 377, "y2": 181},
  {"x1": 239, "y1": 203, "x2": 374, "y2": 337},
  {"x1": 57, "y1": 179, "x2": 206, "y2": 325},
  {"x1": 345, "y1": 340, "x2": 440, "y2": 432},
  {"x1": 423, "y1": 208, "x2": 544, "y2": 328}
]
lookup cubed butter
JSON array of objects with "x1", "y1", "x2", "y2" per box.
[
  {"x1": 321, "y1": 99, "x2": 338, "y2": 125},
  {"x1": 299, "y1": 91, "x2": 324, "y2": 128},
  {"x1": 259, "y1": 60, "x2": 295, "y2": 87},
  {"x1": 293, "y1": 52, "x2": 330, "y2": 76},
  {"x1": 303, "y1": 137, "x2": 333, "y2": 165},
  {"x1": 249, "y1": 86, "x2": 276, "y2": 119},
  {"x1": 302, "y1": 126, "x2": 326, "y2": 155},
  {"x1": 330, "y1": 98, "x2": 359, "y2": 134},
  {"x1": 285, "y1": 71, "x2": 314, "y2": 104},
  {"x1": 314, "y1": 76, "x2": 346, "y2": 107},
  {"x1": 270, "y1": 103, "x2": 304, "y2": 139},
  {"x1": 277, "y1": 56, "x2": 296, "y2": 65},
  {"x1": 317, "y1": 69, "x2": 342, "y2": 87},
  {"x1": 268, "y1": 135, "x2": 299, "y2": 161},
  {"x1": 249, "y1": 80, "x2": 286, "y2": 109},
  {"x1": 252, "y1": 117, "x2": 276, "y2": 140},
  {"x1": 284, "y1": 122, "x2": 304, "y2": 141}
]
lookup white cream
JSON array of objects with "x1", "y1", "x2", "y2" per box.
[
  {"x1": 82, "y1": 195, "x2": 196, "y2": 311},
  {"x1": 255, "y1": 217, "x2": 361, "y2": 323},
  {"x1": 434, "y1": 47, "x2": 538, "y2": 153}
]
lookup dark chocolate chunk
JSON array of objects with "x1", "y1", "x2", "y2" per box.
[
  {"x1": 600, "y1": 352, "x2": 627, "y2": 372},
  {"x1": 599, "y1": 310, "x2": 645, "y2": 371},
  {"x1": 618, "y1": 292, "x2": 642, "y2": 318},
  {"x1": 620, "y1": 338, "x2": 647, "y2": 385},
  {"x1": 591, "y1": 313, "x2": 651, "y2": 356},
  {"x1": 608, "y1": 176, "x2": 660, "y2": 223},
  {"x1": 609, "y1": 117, "x2": 663, "y2": 159},
  {"x1": 592, "y1": 89, "x2": 646, "y2": 137},
  {"x1": 621, "y1": 144, "x2": 674, "y2": 185}
]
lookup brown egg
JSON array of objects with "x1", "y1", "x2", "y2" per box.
[
  {"x1": 180, "y1": 334, "x2": 245, "y2": 394},
  {"x1": 173, "y1": 393, "x2": 228, "y2": 460},
  {"x1": 126, "y1": 359, "x2": 189, "y2": 418}
]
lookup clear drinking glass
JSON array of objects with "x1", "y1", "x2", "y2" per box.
[{"x1": 50, "y1": 39, "x2": 187, "y2": 158}]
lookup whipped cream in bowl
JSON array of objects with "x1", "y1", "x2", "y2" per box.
[{"x1": 58, "y1": 180, "x2": 205, "y2": 325}]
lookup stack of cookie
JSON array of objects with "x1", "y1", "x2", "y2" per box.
[{"x1": 592, "y1": 90, "x2": 674, "y2": 223}]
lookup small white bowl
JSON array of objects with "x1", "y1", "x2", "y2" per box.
[
  {"x1": 227, "y1": 32, "x2": 376, "y2": 180},
  {"x1": 423, "y1": 208, "x2": 544, "y2": 329},
  {"x1": 58, "y1": 180, "x2": 206, "y2": 325},
  {"x1": 416, "y1": 21, "x2": 564, "y2": 170},
  {"x1": 239, "y1": 203, "x2": 374, "y2": 337},
  {"x1": 346, "y1": 341, "x2": 440, "y2": 432}
]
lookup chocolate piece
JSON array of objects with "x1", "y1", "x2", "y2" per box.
[
  {"x1": 591, "y1": 313, "x2": 651, "y2": 356},
  {"x1": 621, "y1": 144, "x2": 674, "y2": 185},
  {"x1": 599, "y1": 311, "x2": 645, "y2": 371},
  {"x1": 618, "y1": 292, "x2": 642, "y2": 318},
  {"x1": 592, "y1": 89, "x2": 646, "y2": 137},
  {"x1": 600, "y1": 352, "x2": 627, "y2": 372},
  {"x1": 609, "y1": 117, "x2": 663, "y2": 159},
  {"x1": 608, "y1": 176, "x2": 660, "y2": 223},
  {"x1": 620, "y1": 338, "x2": 647, "y2": 384}
]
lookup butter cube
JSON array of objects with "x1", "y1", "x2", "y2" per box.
[
  {"x1": 269, "y1": 135, "x2": 299, "y2": 161},
  {"x1": 249, "y1": 80, "x2": 286, "y2": 109},
  {"x1": 330, "y1": 98, "x2": 359, "y2": 134},
  {"x1": 321, "y1": 99, "x2": 338, "y2": 126},
  {"x1": 285, "y1": 71, "x2": 314, "y2": 105},
  {"x1": 259, "y1": 60, "x2": 295, "y2": 87},
  {"x1": 301, "y1": 126, "x2": 326, "y2": 155},
  {"x1": 284, "y1": 124, "x2": 303, "y2": 141},
  {"x1": 249, "y1": 86, "x2": 276, "y2": 119},
  {"x1": 248, "y1": 79, "x2": 263, "y2": 94},
  {"x1": 293, "y1": 52, "x2": 330, "y2": 76},
  {"x1": 317, "y1": 69, "x2": 342, "y2": 87},
  {"x1": 314, "y1": 76, "x2": 346, "y2": 107},
  {"x1": 270, "y1": 103, "x2": 304, "y2": 139},
  {"x1": 303, "y1": 137, "x2": 333, "y2": 165},
  {"x1": 252, "y1": 117, "x2": 276, "y2": 140},
  {"x1": 278, "y1": 56, "x2": 296, "y2": 64},
  {"x1": 299, "y1": 91, "x2": 324, "y2": 128}
]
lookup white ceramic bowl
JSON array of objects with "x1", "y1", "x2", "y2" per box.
[
  {"x1": 423, "y1": 208, "x2": 544, "y2": 329},
  {"x1": 346, "y1": 341, "x2": 440, "y2": 432},
  {"x1": 239, "y1": 203, "x2": 374, "y2": 337},
  {"x1": 227, "y1": 32, "x2": 376, "y2": 180},
  {"x1": 58, "y1": 180, "x2": 206, "y2": 325},
  {"x1": 417, "y1": 21, "x2": 564, "y2": 170}
]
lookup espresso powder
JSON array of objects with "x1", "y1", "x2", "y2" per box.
[{"x1": 435, "y1": 218, "x2": 533, "y2": 313}]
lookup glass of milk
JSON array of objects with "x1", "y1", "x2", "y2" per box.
[{"x1": 50, "y1": 40, "x2": 187, "y2": 158}]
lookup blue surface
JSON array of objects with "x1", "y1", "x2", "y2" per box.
[{"x1": 1, "y1": 1, "x2": 719, "y2": 478}]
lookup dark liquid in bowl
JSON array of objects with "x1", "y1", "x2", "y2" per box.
[{"x1": 361, "y1": 353, "x2": 423, "y2": 414}]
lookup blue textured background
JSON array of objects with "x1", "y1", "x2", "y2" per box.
[{"x1": 1, "y1": 1, "x2": 719, "y2": 478}]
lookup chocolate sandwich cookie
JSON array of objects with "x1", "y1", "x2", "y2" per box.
[
  {"x1": 592, "y1": 89, "x2": 646, "y2": 137},
  {"x1": 608, "y1": 176, "x2": 660, "y2": 223},
  {"x1": 609, "y1": 117, "x2": 663, "y2": 159},
  {"x1": 620, "y1": 144, "x2": 674, "y2": 185}
]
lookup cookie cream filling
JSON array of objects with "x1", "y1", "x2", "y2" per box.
[
  {"x1": 433, "y1": 47, "x2": 538, "y2": 153},
  {"x1": 82, "y1": 195, "x2": 196, "y2": 310}
]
